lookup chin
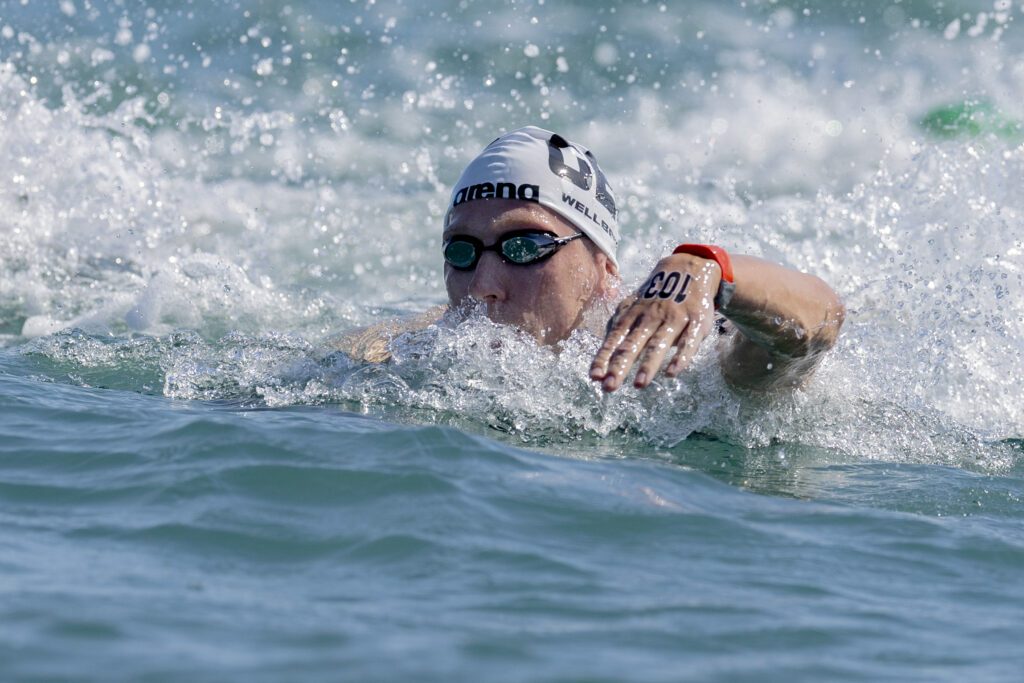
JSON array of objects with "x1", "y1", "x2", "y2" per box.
[{"x1": 516, "y1": 318, "x2": 570, "y2": 345}]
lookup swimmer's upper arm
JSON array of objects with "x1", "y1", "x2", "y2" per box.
[{"x1": 332, "y1": 305, "x2": 447, "y2": 363}]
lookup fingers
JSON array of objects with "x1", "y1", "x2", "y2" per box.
[
  {"x1": 666, "y1": 311, "x2": 714, "y2": 376},
  {"x1": 632, "y1": 322, "x2": 685, "y2": 389},
  {"x1": 590, "y1": 304, "x2": 640, "y2": 380},
  {"x1": 593, "y1": 313, "x2": 655, "y2": 389}
]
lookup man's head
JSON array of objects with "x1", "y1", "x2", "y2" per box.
[{"x1": 442, "y1": 127, "x2": 621, "y2": 343}]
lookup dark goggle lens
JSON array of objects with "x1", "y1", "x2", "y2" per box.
[
  {"x1": 444, "y1": 240, "x2": 479, "y2": 269},
  {"x1": 501, "y1": 235, "x2": 553, "y2": 264}
]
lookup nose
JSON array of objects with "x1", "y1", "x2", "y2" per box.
[{"x1": 468, "y1": 251, "x2": 508, "y2": 303}]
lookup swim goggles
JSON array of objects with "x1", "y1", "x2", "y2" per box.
[{"x1": 443, "y1": 230, "x2": 584, "y2": 270}]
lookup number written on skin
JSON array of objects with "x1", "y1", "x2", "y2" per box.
[{"x1": 641, "y1": 271, "x2": 692, "y2": 303}]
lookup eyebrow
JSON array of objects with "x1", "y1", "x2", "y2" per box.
[
  {"x1": 442, "y1": 224, "x2": 465, "y2": 239},
  {"x1": 442, "y1": 216, "x2": 477, "y2": 238},
  {"x1": 443, "y1": 213, "x2": 547, "y2": 240}
]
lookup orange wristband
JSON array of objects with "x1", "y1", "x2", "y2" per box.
[
  {"x1": 672, "y1": 243, "x2": 736, "y2": 309},
  {"x1": 672, "y1": 244, "x2": 734, "y2": 282}
]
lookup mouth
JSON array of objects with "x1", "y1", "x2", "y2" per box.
[
  {"x1": 481, "y1": 301, "x2": 519, "y2": 325},
  {"x1": 449, "y1": 298, "x2": 534, "y2": 333}
]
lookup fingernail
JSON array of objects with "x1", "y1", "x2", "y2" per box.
[
  {"x1": 603, "y1": 376, "x2": 617, "y2": 392},
  {"x1": 634, "y1": 372, "x2": 647, "y2": 387}
]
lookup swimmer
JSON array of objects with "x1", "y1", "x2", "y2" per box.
[{"x1": 342, "y1": 126, "x2": 844, "y2": 392}]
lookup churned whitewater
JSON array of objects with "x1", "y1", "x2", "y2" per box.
[{"x1": 2, "y1": 0, "x2": 1024, "y2": 681}]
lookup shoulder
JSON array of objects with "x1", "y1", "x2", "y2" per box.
[{"x1": 333, "y1": 305, "x2": 447, "y2": 363}]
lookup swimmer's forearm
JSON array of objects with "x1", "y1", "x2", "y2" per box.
[{"x1": 721, "y1": 254, "x2": 845, "y2": 360}]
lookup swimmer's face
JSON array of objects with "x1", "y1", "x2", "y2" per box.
[{"x1": 443, "y1": 200, "x2": 617, "y2": 344}]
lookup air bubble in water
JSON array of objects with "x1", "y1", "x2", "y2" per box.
[{"x1": 594, "y1": 43, "x2": 618, "y2": 66}]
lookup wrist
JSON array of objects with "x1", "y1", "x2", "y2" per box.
[{"x1": 672, "y1": 244, "x2": 736, "y2": 310}]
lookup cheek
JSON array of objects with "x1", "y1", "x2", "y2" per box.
[
  {"x1": 560, "y1": 259, "x2": 598, "y2": 302},
  {"x1": 444, "y1": 267, "x2": 467, "y2": 299},
  {"x1": 533, "y1": 262, "x2": 591, "y2": 310}
]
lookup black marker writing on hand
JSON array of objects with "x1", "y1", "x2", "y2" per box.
[{"x1": 641, "y1": 271, "x2": 693, "y2": 303}]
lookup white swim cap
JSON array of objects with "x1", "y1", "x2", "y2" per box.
[{"x1": 445, "y1": 126, "x2": 620, "y2": 266}]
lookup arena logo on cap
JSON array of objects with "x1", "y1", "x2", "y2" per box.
[{"x1": 451, "y1": 181, "x2": 540, "y2": 207}]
